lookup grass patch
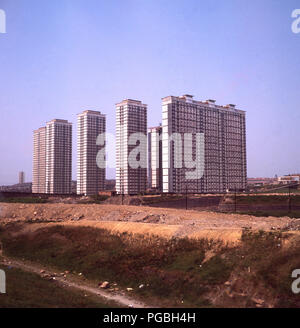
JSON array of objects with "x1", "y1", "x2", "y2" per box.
[
  {"x1": 224, "y1": 229, "x2": 300, "y2": 307},
  {"x1": 0, "y1": 197, "x2": 47, "y2": 204},
  {"x1": 142, "y1": 195, "x2": 184, "y2": 204},
  {"x1": 0, "y1": 227, "x2": 224, "y2": 307},
  {"x1": 0, "y1": 264, "x2": 118, "y2": 308},
  {"x1": 78, "y1": 195, "x2": 109, "y2": 204},
  {"x1": 236, "y1": 210, "x2": 300, "y2": 218},
  {"x1": 236, "y1": 195, "x2": 300, "y2": 205},
  {"x1": 2, "y1": 226, "x2": 300, "y2": 307}
]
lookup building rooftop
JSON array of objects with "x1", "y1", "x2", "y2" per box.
[
  {"x1": 162, "y1": 95, "x2": 245, "y2": 113},
  {"x1": 116, "y1": 99, "x2": 147, "y2": 107},
  {"x1": 78, "y1": 110, "x2": 106, "y2": 116},
  {"x1": 46, "y1": 119, "x2": 72, "y2": 125},
  {"x1": 33, "y1": 126, "x2": 46, "y2": 132}
]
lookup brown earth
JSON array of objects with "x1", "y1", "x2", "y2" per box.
[
  {"x1": 0, "y1": 203, "x2": 295, "y2": 244},
  {"x1": 1, "y1": 203, "x2": 300, "y2": 308}
]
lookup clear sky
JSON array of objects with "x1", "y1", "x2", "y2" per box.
[{"x1": 0, "y1": 0, "x2": 300, "y2": 185}]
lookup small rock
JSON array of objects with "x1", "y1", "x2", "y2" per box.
[
  {"x1": 224, "y1": 281, "x2": 231, "y2": 286},
  {"x1": 43, "y1": 274, "x2": 52, "y2": 280},
  {"x1": 139, "y1": 284, "x2": 145, "y2": 289},
  {"x1": 127, "y1": 288, "x2": 133, "y2": 292},
  {"x1": 252, "y1": 298, "x2": 264, "y2": 305},
  {"x1": 100, "y1": 281, "x2": 110, "y2": 289}
]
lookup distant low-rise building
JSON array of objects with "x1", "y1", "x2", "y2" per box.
[
  {"x1": 278, "y1": 175, "x2": 300, "y2": 185},
  {"x1": 0, "y1": 183, "x2": 32, "y2": 193},
  {"x1": 247, "y1": 177, "x2": 278, "y2": 186}
]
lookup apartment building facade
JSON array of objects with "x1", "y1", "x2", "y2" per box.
[
  {"x1": 162, "y1": 95, "x2": 247, "y2": 193},
  {"x1": 148, "y1": 125, "x2": 162, "y2": 191},
  {"x1": 116, "y1": 99, "x2": 147, "y2": 195},
  {"x1": 32, "y1": 127, "x2": 46, "y2": 193},
  {"x1": 77, "y1": 110, "x2": 106, "y2": 195},
  {"x1": 45, "y1": 119, "x2": 72, "y2": 194}
]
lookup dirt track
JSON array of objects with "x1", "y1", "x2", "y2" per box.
[
  {"x1": 0, "y1": 256, "x2": 147, "y2": 308},
  {"x1": 0, "y1": 203, "x2": 294, "y2": 243}
]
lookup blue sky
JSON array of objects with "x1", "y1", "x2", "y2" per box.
[{"x1": 0, "y1": 0, "x2": 300, "y2": 184}]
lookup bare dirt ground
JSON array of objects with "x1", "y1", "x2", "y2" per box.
[
  {"x1": 1, "y1": 202, "x2": 300, "y2": 308},
  {"x1": 0, "y1": 203, "x2": 295, "y2": 243}
]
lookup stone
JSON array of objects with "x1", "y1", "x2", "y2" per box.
[
  {"x1": 100, "y1": 281, "x2": 110, "y2": 289},
  {"x1": 252, "y1": 298, "x2": 264, "y2": 305}
]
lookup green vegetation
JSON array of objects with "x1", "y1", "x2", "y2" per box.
[
  {"x1": 223, "y1": 195, "x2": 300, "y2": 218},
  {"x1": 0, "y1": 226, "x2": 224, "y2": 307},
  {"x1": 237, "y1": 229, "x2": 300, "y2": 307},
  {"x1": 0, "y1": 197, "x2": 47, "y2": 204},
  {"x1": 1, "y1": 226, "x2": 300, "y2": 307},
  {"x1": 236, "y1": 210, "x2": 300, "y2": 219},
  {"x1": 142, "y1": 195, "x2": 185, "y2": 204},
  {"x1": 78, "y1": 194, "x2": 109, "y2": 204},
  {"x1": 0, "y1": 264, "x2": 118, "y2": 308},
  {"x1": 236, "y1": 195, "x2": 300, "y2": 204}
]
